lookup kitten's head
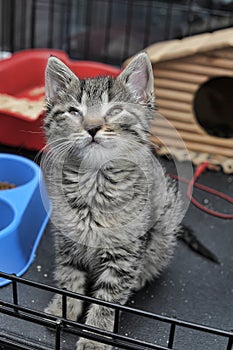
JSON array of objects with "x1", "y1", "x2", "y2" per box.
[{"x1": 44, "y1": 53, "x2": 155, "y2": 161}]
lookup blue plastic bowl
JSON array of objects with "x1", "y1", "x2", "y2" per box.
[{"x1": 0, "y1": 153, "x2": 51, "y2": 286}]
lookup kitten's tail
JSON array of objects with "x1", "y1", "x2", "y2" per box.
[{"x1": 179, "y1": 225, "x2": 220, "y2": 264}]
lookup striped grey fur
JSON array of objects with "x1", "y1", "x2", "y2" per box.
[{"x1": 42, "y1": 53, "x2": 183, "y2": 350}]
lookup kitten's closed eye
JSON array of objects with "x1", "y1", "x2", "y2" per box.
[
  {"x1": 106, "y1": 106, "x2": 123, "y2": 117},
  {"x1": 68, "y1": 106, "x2": 83, "y2": 118}
]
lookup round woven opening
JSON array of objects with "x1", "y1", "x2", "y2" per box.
[{"x1": 194, "y1": 77, "x2": 233, "y2": 138}]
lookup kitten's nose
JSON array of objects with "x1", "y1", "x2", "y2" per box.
[{"x1": 87, "y1": 126, "x2": 101, "y2": 138}]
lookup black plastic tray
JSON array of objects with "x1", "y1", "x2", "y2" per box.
[{"x1": 0, "y1": 145, "x2": 232, "y2": 350}]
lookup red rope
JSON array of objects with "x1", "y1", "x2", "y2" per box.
[{"x1": 168, "y1": 162, "x2": 233, "y2": 219}]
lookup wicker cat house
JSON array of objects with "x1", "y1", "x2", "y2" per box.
[{"x1": 143, "y1": 28, "x2": 233, "y2": 173}]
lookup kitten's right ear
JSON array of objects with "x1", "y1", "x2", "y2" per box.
[
  {"x1": 45, "y1": 56, "x2": 80, "y2": 103},
  {"x1": 117, "y1": 52, "x2": 154, "y2": 105}
]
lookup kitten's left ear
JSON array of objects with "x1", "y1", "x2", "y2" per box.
[
  {"x1": 118, "y1": 52, "x2": 154, "y2": 104},
  {"x1": 45, "y1": 56, "x2": 80, "y2": 103}
]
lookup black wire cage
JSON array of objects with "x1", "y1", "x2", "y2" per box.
[
  {"x1": 0, "y1": 272, "x2": 233, "y2": 350},
  {"x1": 0, "y1": 1, "x2": 233, "y2": 350}
]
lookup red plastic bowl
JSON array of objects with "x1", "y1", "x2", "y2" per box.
[{"x1": 0, "y1": 49, "x2": 120, "y2": 150}]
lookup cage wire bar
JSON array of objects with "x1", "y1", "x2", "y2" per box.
[
  {"x1": 0, "y1": 272, "x2": 232, "y2": 350},
  {"x1": 0, "y1": 0, "x2": 233, "y2": 64}
]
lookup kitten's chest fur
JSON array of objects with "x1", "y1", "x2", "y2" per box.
[{"x1": 58, "y1": 157, "x2": 153, "y2": 247}]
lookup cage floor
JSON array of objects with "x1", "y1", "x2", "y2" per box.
[{"x1": 0, "y1": 145, "x2": 232, "y2": 350}]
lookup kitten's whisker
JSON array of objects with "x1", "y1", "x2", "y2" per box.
[
  {"x1": 41, "y1": 140, "x2": 74, "y2": 177},
  {"x1": 36, "y1": 137, "x2": 73, "y2": 163},
  {"x1": 47, "y1": 144, "x2": 72, "y2": 170},
  {"x1": 117, "y1": 135, "x2": 151, "y2": 150},
  {"x1": 118, "y1": 132, "x2": 160, "y2": 151}
]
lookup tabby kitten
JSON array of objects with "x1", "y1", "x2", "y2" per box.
[{"x1": 43, "y1": 53, "x2": 183, "y2": 350}]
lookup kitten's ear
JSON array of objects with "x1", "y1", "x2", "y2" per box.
[
  {"x1": 118, "y1": 52, "x2": 154, "y2": 104},
  {"x1": 45, "y1": 56, "x2": 80, "y2": 103}
]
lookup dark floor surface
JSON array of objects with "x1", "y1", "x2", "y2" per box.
[{"x1": 0, "y1": 144, "x2": 232, "y2": 350}]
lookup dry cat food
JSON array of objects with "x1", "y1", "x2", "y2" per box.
[
  {"x1": 0, "y1": 181, "x2": 16, "y2": 190},
  {"x1": 0, "y1": 93, "x2": 44, "y2": 120}
]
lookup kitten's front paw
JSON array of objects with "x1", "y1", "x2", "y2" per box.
[
  {"x1": 45, "y1": 294, "x2": 82, "y2": 321},
  {"x1": 76, "y1": 338, "x2": 111, "y2": 350},
  {"x1": 44, "y1": 294, "x2": 63, "y2": 318}
]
